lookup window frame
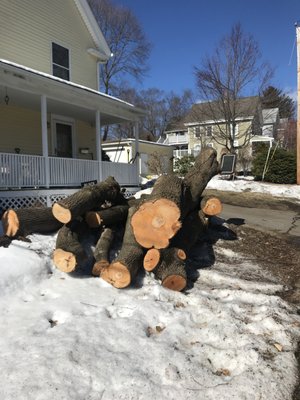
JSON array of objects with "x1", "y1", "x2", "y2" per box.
[{"x1": 51, "y1": 42, "x2": 71, "y2": 81}]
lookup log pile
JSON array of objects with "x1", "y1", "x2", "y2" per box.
[{"x1": 1, "y1": 148, "x2": 222, "y2": 292}]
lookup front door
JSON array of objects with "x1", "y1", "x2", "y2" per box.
[{"x1": 53, "y1": 120, "x2": 74, "y2": 158}]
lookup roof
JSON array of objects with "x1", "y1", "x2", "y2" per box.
[
  {"x1": 185, "y1": 96, "x2": 260, "y2": 125},
  {"x1": 0, "y1": 59, "x2": 146, "y2": 125},
  {"x1": 101, "y1": 139, "x2": 175, "y2": 148},
  {"x1": 73, "y1": 0, "x2": 111, "y2": 61},
  {"x1": 262, "y1": 108, "x2": 279, "y2": 125}
]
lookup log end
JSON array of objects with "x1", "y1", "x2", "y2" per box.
[
  {"x1": 52, "y1": 203, "x2": 72, "y2": 224},
  {"x1": 100, "y1": 261, "x2": 131, "y2": 289},
  {"x1": 162, "y1": 275, "x2": 186, "y2": 292},
  {"x1": 1, "y1": 210, "x2": 19, "y2": 237},
  {"x1": 92, "y1": 259, "x2": 110, "y2": 276},
  {"x1": 85, "y1": 211, "x2": 102, "y2": 228},
  {"x1": 131, "y1": 199, "x2": 181, "y2": 249},
  {"x1": 53, "y1": 249, "x2": 77, "y2": 273},
  {"x1": 143, "y1": 248, "x2": 160, "y2": 271},
  {"x1": 202, "y1": 197, "x2": 222, "y2": 216},
  {"x1": 177, "y1": 249, "x2": 186, "y2": 260}
]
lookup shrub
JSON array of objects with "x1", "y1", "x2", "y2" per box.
[
  {"x1": 252, "y1": 146, "x2": 296, "y2": 184},
  {"x1": 173, "y1": 155, "x2": 195, "y2": 176}
]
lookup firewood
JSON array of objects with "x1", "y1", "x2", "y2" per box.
[
  {"x1": 92, "y1": 227, "x2": 114, "y2": 276},
  {"x1": 100, "y1": 207, "x2": 144, "y2": 288},
  {"x1": 85, "y1": 204, "x2": 129, "y2": 228},
  {"x1": 153, "y1": 248, "x2": 187, "y2": 292},
  {"x1": 143, "y1": 248, "x2": 186, "y2": 272},
  {"x1": 201, "y1": 196, "x2": 222, "y2": 216},
  {"x1": 52, "y1": 176, "x2": 123, "y2": 224},
  {"x1": 53, "y1": 220, "x2": 88, "y2": 273},
  {"x1": 1, "y1": 207, "x2": 63, "y2": 237}
]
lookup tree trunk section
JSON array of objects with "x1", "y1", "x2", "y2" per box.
[
  {"x1": 92, "y1": 227, "x2": 114, "y2": 276},
  {"x1": 153, "y1": 248, "x2": 187, "y2": 292},
  {"x1": 52, "y1": 176, "x2": 122, "y2": 224},
  {"x1": 2, "y1": 207, "x2": 63, "y2": 237},
  {"x1": 201, "y1": 196, "x2": 222, "y2": 216},
  {"x1": 100, "y1": 207, "x2": 144, "y2": 288},
  {"x1": 131, "y1": 174, "x2": 183, "y2": 249},
  {"x1": 85, "y1": 204, "x2": 129, "y2": 228},
  {"x1": 53, "y1": 220, "x2": 88, "y2": 273}
]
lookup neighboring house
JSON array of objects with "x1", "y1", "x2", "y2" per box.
[
  {"x1": 0, "y1": 0, "x2": 145, "y2": 208},
  {"x1": 102, "y1": 139, "x2": 174, "y2": 177},
  {"x1": 161, "y1": 97, "x2": 279, "y2": 165}
]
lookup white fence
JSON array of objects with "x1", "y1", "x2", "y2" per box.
[{"x1": 0, "y1": 152, "x2": 138, "y2": 188}]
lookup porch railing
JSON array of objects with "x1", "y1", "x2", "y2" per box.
[{"x1": 0, "y1": 152, "x2": 138, "y2": 189}]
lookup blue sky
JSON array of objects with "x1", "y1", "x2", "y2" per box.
[{"x1": 116, "y1": 0, "x2": 300, "y2": 99}]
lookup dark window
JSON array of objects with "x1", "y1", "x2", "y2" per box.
[{"x1": 52, "y1": 43, "x2": 70, "y2": 80}]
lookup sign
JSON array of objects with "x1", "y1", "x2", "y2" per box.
[{"x1": 220, "y1": 154, "x2": 236, "y2": 174}]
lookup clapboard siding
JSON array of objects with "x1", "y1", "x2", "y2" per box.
[{"x1": 0, "y1": 0, "x2": 98, "y2": 89}]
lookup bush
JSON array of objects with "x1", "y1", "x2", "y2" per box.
[
  {"x1": 252, "y1": 146, "x2": 296, "y2": 184},
  {"x1": 173, "y1": 155, "x2": 195, "y2": 176}
]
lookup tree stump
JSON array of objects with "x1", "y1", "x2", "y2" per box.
[{"x1": 2, "y1": 207, "x2": 63, "y2": 237}]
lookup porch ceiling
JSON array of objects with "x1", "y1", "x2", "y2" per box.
[{"x1": 0, "y1": 60, "x2": 146, "y2": 125}]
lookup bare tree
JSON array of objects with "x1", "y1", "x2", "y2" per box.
[
  {"x1": 88, "y1": 0, "x2": 151, "y2": 95},
  {"x1": 194, "y1": 23, "x2": 273, "y2": 152}
]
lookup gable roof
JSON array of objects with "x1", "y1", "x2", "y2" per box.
[
  {"x1": 73, "y1": 0, "x2": 111, "y2": 61},
  {"x1": 185, "y1": 96, "x2": 260, "y2": 125}
]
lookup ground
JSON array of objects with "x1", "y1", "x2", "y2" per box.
[{"x1": 202, "y1": 190, "x2": 300, "y2": 400}]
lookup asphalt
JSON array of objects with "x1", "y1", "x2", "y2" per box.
[{"x1": 220, "y1": 203, "x2": 300, "y2": 237}]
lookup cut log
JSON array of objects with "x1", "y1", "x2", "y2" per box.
[
  {"x1": 153, "y1": 248, "x2": 187, "y2": 292},
  {"x1": 131, "y1": 149, "x2": 218, "y2": 250},
  {"x1": 131, "y1": 174, "x2": 183, "y2": 249},
  {"x1": 52, "y1": 176, "x2": 123, "y2": 224},
  {"x1": 92, "y1": 227, "x2": 114, "y2": 276},
  {"x1": 201, "y1": 196, "x2": 222, "y2": 216},
  {"x1": 2, "y1": 207, "x2": 63, "y2": 237},
  {"x1": 100, "y1": 207, "x2": 144, "y2": 288},
  {"x1": 85, "y1": 204, "x2": 129, "y2": 228},
  {"x1": 143, "y1": 247, "x2": 186, "y2": 272},
  {"x1": 53, "y1": 220, "x2": 88, "y2": 273}
]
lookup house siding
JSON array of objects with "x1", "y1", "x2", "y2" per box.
[{"x1": 0, "y1": 0, "x2": 98, "y2": 89}]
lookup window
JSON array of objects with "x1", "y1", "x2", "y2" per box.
[
  {"x1": 206, "y1": 126, "x2": 213, "y2": 136},
  {"x1": 52, "y1": 43, "x2": 70, "y2": 80}
]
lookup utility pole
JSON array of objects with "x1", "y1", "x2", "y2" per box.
[{"x1": 297, "y1": 24, "x2": 300, "y2": 184}]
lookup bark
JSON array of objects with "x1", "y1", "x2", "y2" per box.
[
  {"x1": 184, "y1": 148, "x2": 219, "y2": 210},
  {"x1": 92, "y1": 227, "x2": 114, "y2": 276},
  {"x1": 2, "y1": 207, "x2": 63, "y2": 237},
  {"x1": 53, "y1": 220, "x2": 88, "y2": 273},
  {"x1": 100, "y1": 207, "x2": 144, "y2": 288},
  {"x1": 52, "y1": 176, "x2": 123, "y2": 224},
  {"x1": 85, "y1": 204, "x2": 129, "y2": 228}
]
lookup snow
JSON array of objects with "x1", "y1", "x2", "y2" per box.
[{"x1": 0, "y1": 177, "x2": 300, "y2": 400}]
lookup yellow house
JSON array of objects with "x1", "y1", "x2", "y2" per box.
[{"x1": 0, "y1": 0, "x2": 145, "y2": 208}]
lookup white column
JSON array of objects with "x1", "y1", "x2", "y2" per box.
[
  {"x1": 95, "y1": 110, "x2": 102, "y2": 181},
  {"x1": 41, "y1": 95, "x2": 50, "y2": 188},
  {"x1": 134, "y1": 120, "x2": 140, "y2": 185}
]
